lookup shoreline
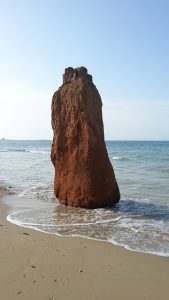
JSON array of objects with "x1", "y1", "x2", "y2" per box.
[
  {"x1": 0, "y1": 192, "x2": 169, "y2": 299},
  {"x1": 7, "y1": 206, "x2": 169, "y2": 259},
  {"x1": 5, "y1": 191, "x2": 169, "y2": 258}
]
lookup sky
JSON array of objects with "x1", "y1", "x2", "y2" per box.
[{"x1": 0, "y1": 0, "x2": 169, "y2": 140}]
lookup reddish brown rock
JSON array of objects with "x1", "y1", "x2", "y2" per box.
[{"x1": 51, "y1": 67, "x2": 120, "y2": 208}]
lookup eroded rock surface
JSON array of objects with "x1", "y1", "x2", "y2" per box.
[{"x1": 51, "y1": 67, "x2": 120, "y2": 208}]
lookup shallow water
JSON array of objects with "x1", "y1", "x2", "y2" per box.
[{"x1": 1, "y1": 140, "x2": 169, "y2": 256}]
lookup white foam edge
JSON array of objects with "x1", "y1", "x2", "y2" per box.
[
  {"x1": 108, "y1": 237, "x2": 169, "y2": 257},
  {"x1": 7, "y1": 212, "x2": 169, "y2": 257},
  {"x1": 18, "y1": 184, "x2": 51, "y2": 198},
  {"x1": 7, "y1": 210, "x2": 123, "y2": 227}
]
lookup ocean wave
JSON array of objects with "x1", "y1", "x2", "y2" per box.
[
  {"x1": 19, "y1": 185, "x2": 55, "y2": 202},
  {"x1": 7, "y1": 209, "x2": 123, "y2": 227},
  {"x1": 26, "y1": 150, "x2": 50, "y2": 155},
  {"x1": 108, "y1": 237, "x2": 169, "y2": 257},
  {"x1": 0, "y1": 149, "x2": 27, "y2": 152},
  {"x1": 0, "y1": 149, "x2": 50, "y2": 154},
  {"x1": 7, "y1": 208, "x2": 169, "y2": 257},
  {"x1": 112, "y1": 156, "x2": 129, "y2": 161},
  {"x1": 6, "y1": 194, "x2": 169, "y2": 258}
]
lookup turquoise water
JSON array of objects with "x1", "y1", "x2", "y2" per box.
[{"x1": 0, "y1": 139, "x2": 169, "y2": 256}]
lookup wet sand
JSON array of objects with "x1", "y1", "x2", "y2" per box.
[{"x1": 0, "y1": 190, "x2": 169, "y2": 300}]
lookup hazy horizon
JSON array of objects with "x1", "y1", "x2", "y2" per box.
[{"x1": 1, "y1": 138, "x2": 169, "y2": 142}]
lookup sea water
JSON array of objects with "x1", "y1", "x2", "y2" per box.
[{"x1": 0, "y1": 139, "x2": 169, "y2": 256}]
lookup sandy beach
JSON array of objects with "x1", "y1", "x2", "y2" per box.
[{"x1": 0, "y1": 190, "x2": 169, "y2": 300}]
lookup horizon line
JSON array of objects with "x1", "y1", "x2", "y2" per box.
[{"x1": 1, "y1": 138, "x2": 169, "y2": 142}]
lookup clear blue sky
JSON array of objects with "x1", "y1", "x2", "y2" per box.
[{"x1": 0, "y1": 0, "x2": 169, "y2": 140}]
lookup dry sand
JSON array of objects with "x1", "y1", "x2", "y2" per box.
[{"x1": 0, "y1": 190, "x2": 169, "y2": 300}]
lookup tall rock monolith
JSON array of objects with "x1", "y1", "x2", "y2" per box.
[{"x1": 51, "y1": 67, "x2": 120, "y2": 208}]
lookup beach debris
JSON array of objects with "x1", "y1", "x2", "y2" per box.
[
  {"x1": 22, "y1": 232, "x2": 30, "y2": 235},
  {"x1": 51, "y1": 67, "x2": 120, "y2": 208},
  {"x1": 31, "y1": 265, "x2": 36, "y2": 268},
  {"x1": 17, "y1": 290, "x2": 22, "y2": 295},
  {"x1": 79, "y1": 269, "x2": 83, "y2": 273}
]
